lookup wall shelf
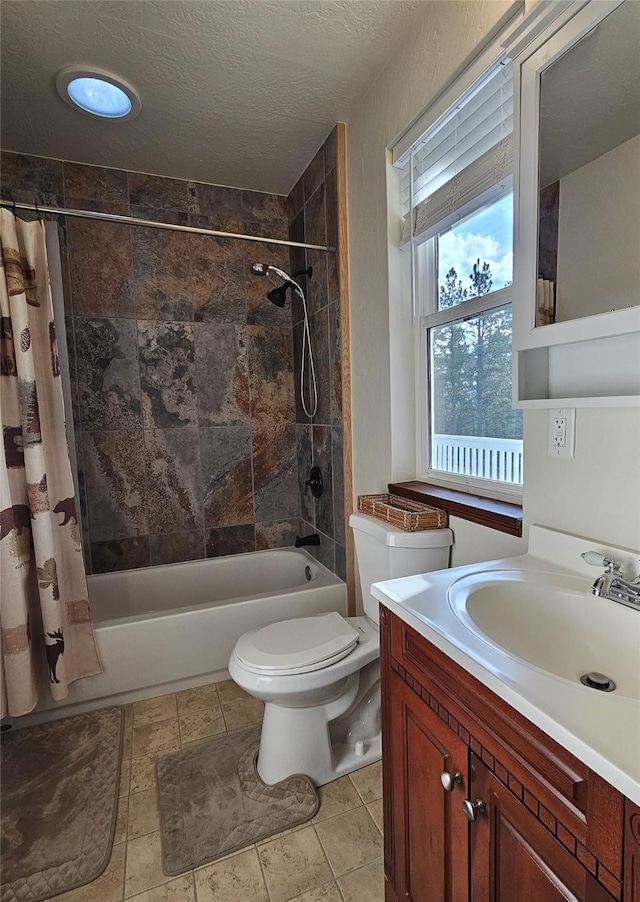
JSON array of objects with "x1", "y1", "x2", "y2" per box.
[
  {"x1": 508, "y1": 0, "x2": 640, "y2": 408},
  {"x1": 515, "y1": 334, "x2": 640, "y2": 408}
]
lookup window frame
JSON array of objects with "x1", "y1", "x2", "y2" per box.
[{"x1": 413, "y1": 183, "x2": 523, "y2": 503}]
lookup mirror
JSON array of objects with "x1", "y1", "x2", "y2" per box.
[{"x1": 536, "y1": 0, "x2": 640, "y2": 326}]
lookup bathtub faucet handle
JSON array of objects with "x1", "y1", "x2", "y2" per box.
[
  {"x1": 304, "y1": 466, "x2": 323, "y2": 498},
  {"x1": 295, "y1": 534, "x2": 320, "y2": 548}
]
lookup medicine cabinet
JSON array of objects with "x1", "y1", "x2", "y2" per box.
[{"x1": 507, "y1": 0, "x2": 640, "y2": 407}]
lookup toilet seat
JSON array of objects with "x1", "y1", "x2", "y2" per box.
[{"x1": 233, "y1": 611, "x2": 360, "y2": 676}]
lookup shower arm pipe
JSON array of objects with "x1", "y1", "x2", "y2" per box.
[{"x1": 0, "y1": 199, "x2": 337, "y2": 253}]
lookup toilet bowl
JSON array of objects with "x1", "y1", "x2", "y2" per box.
[{"x1": 229, "y1": 512, "x2": 453, "y2": 786}]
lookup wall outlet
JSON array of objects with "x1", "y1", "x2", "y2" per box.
[{"x1": 548, "y1": 408, "x2": 576, "y2": 458}]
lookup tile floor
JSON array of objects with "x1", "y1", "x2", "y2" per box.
[{"x1": 47, "y1": 680, "x2": 384, "y2": 902}]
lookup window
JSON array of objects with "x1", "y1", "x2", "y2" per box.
[
  {"x1": 396, "y1": 59, "x2": 523, "y2": 496},
  {"x1": 437, "y1": 193, "x2": 514, "y2": 304}
]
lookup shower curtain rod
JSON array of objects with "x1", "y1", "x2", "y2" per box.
[{"x1": 0, "y1": 199, "x2": 337, "y2": 253}]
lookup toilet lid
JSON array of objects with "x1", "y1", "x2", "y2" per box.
[{"x1": 234, "y1": 612, "x2": 360, "y2": 675}]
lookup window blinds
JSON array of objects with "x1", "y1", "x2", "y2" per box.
[{"x1": 398, "y1": 60, "x2": 513, "y2": 244}]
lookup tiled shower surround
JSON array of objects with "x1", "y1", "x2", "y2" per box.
[
  {"x1": 288, "y1": 128, "x2": 346, "y2": 579},
  {"x1": 1, "y1": 129, "x2": 345, "y2": 578}
]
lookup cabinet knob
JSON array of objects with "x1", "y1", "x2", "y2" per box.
[
  {"x1": 462, "y1": 798, "x2": 486, "y2": 822},
  {"x1": 440, "y1": 770, "x2": 462, "y2": 792}
]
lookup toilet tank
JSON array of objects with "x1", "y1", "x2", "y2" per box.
[{"x1": 349, "y1": 512, "x2": 453, "y2": 624}]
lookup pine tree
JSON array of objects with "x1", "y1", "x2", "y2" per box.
[
  {"x1": 433, "y1": 261, "x2": 522, "y2": 442},
  {"x1": 434, "y1": 268, "x2": 473, "y2": 435}
]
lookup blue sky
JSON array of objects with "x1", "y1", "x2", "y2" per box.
[{"x1": 438, "y1": 192, "x2": 513, "y2": 295}]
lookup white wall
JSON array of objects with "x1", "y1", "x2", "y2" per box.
[
  {"x1": 523, "y1": 408, "x2": 640, "y2": 551},
  {"x1": 346, "y1": 0, "x2": 640, "y2": 571},
  {"x1": 347, "y1": 0, "x2": 526, "y2": 568},
  {"x1": 556, "y1": 134, "x2": 640, "y2": 323},
  {"x1": 444, "y1": 516, "x2": 524, "y2": 567}
]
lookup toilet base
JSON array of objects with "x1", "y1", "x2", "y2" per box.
[
  {"x1": 325, "y1": 732, "x2": 382, "y2": 782},
  {"x1": 257, "y1": 661, "x2": 381, "y2": 787}
]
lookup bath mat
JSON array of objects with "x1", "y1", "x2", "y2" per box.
[
  {"x1": 0, "y1": 706, "x2": 123, "y2": 902},
  {"x1": 156, "y1": 726, "x2": 319, "y2": 874}
]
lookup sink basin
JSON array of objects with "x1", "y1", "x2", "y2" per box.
[{"x1": 447, "y1": 570, "x2": 640, "y2": 699}]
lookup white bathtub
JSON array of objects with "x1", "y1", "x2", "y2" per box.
[{"x1": 16, "y1": 548, "x2": 346, "y2": 726}]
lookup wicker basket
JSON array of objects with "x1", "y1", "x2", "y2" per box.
[{"x1": 357, "y1": 493, "x2": 448, "y2": 531}]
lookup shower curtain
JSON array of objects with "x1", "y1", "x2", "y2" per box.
[{"x1": 0, "y1": 208, "x2": 102, "y2": 718}]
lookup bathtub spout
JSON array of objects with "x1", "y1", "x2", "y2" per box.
[{"x1": 295, "y1": 534, "x2": 320, "y2": 547}]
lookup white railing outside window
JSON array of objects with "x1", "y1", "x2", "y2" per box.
[{"x1": 433, "y1": 434, "x2": 523, "y2": 485}]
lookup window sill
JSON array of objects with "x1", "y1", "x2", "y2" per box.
[{"x1": 388, "y1": 480, "x2": 523, "y2": 537}]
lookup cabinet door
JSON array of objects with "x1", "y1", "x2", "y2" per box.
[
  {"x1": 388, "y1": 672, "x2": 469, "y2": 902},
  {"x1": 469, "y1": 754, "x2": 615, "y2": 902},
  {"x1": 624, "y1": 799, "x2": 640, "y2": 902}
]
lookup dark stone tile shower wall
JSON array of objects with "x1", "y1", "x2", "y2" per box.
[
  {"x1": 1, "y1": 151, "x2": 307, "y2": 574},
  {"x1": 287, "y1": 127, "x2": 346, "y2": 581}
]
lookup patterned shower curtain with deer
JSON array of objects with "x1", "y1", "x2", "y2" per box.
[{"x1": 0, "y1": 209, "x2": 102, "y2": 717}]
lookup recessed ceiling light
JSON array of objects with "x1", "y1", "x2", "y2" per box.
[{"x1": 56, "y1": 67, "x2": 141, "y2": 120}]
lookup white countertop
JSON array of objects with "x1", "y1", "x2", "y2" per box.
[{"x1": 371, "y1": 525, "x2": 640, "y2": 805}]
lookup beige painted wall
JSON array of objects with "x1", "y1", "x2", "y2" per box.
[
  {"x1": 346, "y1": 0, "x2": 526, "y2": 569},
  {"x1": 523, "y1": 408, "x2": 640, "y2": 551},
  {"x1": 346, "y1": 0, "x2": 640, "y2": 574}
]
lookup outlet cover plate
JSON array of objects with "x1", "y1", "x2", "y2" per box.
[{"x1": 548, "y1": 408, "x2": 575, "y2": 458}]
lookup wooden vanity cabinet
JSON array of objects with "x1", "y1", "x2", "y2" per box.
[
  {"x1": 380, "y1": 606, "x2": 630, "y2": 902},
  {"x1": 470, "y1": 755, "x2": 617, "y2": 902},
  {"x1": 386, "y1": 671, "x2": 469, "y2": 901},
  {"x1": 624, "y1": 800, "x2": 640, "y2": 902}
]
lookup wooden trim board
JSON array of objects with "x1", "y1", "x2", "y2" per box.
[
  {"x1": 336, "y1": 122, "x2": 356, "y2": 614},
  {"x1": 389, "y1": 480, "x2": 523, "y2": 537}
]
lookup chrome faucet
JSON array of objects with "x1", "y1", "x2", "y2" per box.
[{"x1": 582, "y1": 551, "x2": 640, "y2": 611}]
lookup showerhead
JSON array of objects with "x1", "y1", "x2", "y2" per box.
[
  {"x1": 251, "y1": 262, "x2": 308, "y2": 307},
  {"x1": 251, "y1": 262, "x2": 318, "y2": 417},
  {"x1": 252, "y1": 262, "x2": 313, "y2": 307},
  {"x1": 251, "y1": 262, "x2": 292, "y2": 284},
  {"x1": 266, "y1": 284, "x2": 289, "y2": 307}
]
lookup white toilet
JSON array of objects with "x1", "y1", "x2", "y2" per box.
[{"x1": 228, "y1": 512, "x2": 453, "y2": 786}]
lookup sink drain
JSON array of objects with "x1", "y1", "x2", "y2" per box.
[{"x1": 580, "y1": 672, "x2": 616, "y2": 692}]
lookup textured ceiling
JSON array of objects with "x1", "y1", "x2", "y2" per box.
[{"x1": 1, "y1": 0, "x2": 426, "y2": 194}]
